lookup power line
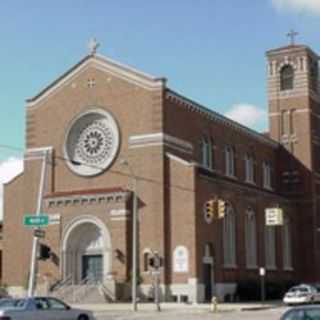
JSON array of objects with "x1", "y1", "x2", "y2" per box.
[{"x1": 0, "y1": 143, "x2": 196, "y2": 194}]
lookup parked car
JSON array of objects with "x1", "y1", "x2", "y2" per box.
[
  {"x1": 281, "y1": 305, "x2": 320, "y2": 320},
  {"x1": 0, "y1": 298, "x2": 24, "y2": 309},
  {"x1": 283, "y1": 284, "x2": 320, "y2": 305},
  {"x1": 0, "y1": 296, "x2": 94, "y2": 320}
]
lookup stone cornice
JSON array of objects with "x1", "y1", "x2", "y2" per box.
[
  {"x1": 44, "y1": 188, "x2": 131, "y2": 208},
  {"x1": 166, "y1": 90, "x2": 279, "y2": 149}
]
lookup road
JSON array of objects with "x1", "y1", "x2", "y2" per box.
[{"x1": 94, "y1": 306, "x2": 289, "y2": 320}]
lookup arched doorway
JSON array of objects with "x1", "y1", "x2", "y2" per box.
[{"x1": 62, "y1": 216, "x2": 111, "y2": 284}]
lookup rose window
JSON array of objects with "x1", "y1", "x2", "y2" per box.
[{"x1": 65, "y1": 109, "x2": 120, "y2": 176}]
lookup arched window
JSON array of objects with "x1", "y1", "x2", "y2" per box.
[
  {"x1": 223, "y1": 203, "x2": 236, "y2": 267},
  {"x1": 245, "y1": 208, "x2": 257, "y2": 268},
  {"x1": 265, "y1": 225, "x2": 276, "y2": 269},
  {"x1": 280, "y1": 65, "x2": 294, "y2": 91},
  {"x1": 225, "y1": 145, "x2": 235, "y2": 177},
  {"x1": 200, "y1": 136, "x2": 213, "y2": 169},
  {"x1": 283, "y1": 215, "x2": 292, "y2": 269},
  {"x1": 310, "y1": 60, "x2": 318, "y2": 92},
  {"x1": 245, "y1": 154, "x2": 255, "y2": 183}
]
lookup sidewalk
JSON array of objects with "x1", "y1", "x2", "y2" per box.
[{"x1": 72, "y1": 301, "x2": 283, "y2": 313}]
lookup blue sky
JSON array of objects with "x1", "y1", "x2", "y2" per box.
[{"x1": 0, "y1": 0, "x2": 320, "y2": 162}]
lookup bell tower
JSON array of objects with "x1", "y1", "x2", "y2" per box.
[
  {"x1": 266, "y1": 36, "x2": 320, "y2": 281},
  {"x1": 266, "y1": 40, "x2": 319, "y2": 170}
]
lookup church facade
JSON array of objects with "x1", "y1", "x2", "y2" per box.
[{"x1": 3, "y1": 41, "x2": 320, "y2": 302}]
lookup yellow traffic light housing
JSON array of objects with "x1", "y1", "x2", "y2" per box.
[
  {"x1": 204, "y1": 199, "x2": 217, "y2": 223},
  {"x1": 218, "y1": 199, "x2": 226, "y2": 218}
]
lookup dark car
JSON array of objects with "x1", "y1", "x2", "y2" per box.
[{"x1": 281, "y1": 306, "x2": 320, "y2": 320}]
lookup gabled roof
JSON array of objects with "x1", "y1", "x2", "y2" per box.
[{"x1": 26, "y1": 53, "x2": 166, "y2": 107}]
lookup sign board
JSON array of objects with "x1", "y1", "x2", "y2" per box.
[
  {"x1": 203, "y1": 256, "x2": 213, "y2": 264},
  {"x1": 24, "y1": 215, "x2": 49, "y2": 227},
  {"x1": 49, "y1": 214, "x2": 61, "y2": 225},
  {"x1": 173, "y1": 246, "x2": 189, "y2": 273},
  {"x1": 259, "y1": 267, "x2": 266, "y2": 276},
  {"x1": 265, "y1": 208, "x2": 283, "y2": 226},
  {"x1": 33, "y1": 228, "x2": 45, "y2": 238}
]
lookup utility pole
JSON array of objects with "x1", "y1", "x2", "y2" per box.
[
  {"x1": 28, "y1": 149, "x2": 49, "y2": 297},
  {"x1": 152, "y1": 251, "x2": 161, "y2": 312},
  {"x1": 120, "y1": 159, "x2": 138, "y2": 311}
]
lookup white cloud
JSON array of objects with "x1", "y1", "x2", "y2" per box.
[
  {"x1": 272, "y1": 0, "x2": 320, "y2": 14},
  {"x1": 224, "y1": 103, "x2": 267, "y2": 129},
  {"x1": 0, "y1": 157, "x2": 23, "y2": 220}
]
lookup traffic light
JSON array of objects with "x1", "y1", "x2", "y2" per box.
[
  {"x1": 204, "y1": 199, "x2": 217, "y2": 221},
  {"x1": 149, "y1": 256, "x2": 155, "y2": 268},
  {"x1": 38, "y1": 244, "x2": 51, "y2": 260},
  {"x1": 148, "y1": 253, "x2": 162, "y2": 269},
  {"x1": 218, "y1": 199, "x2": 226, "y2": 219}
]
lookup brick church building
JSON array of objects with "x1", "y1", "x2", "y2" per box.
[{"x1": 2, "y1": 39, "x2": 320, "y2": 302}]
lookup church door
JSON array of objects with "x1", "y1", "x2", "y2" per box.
[{"x1": 82, "y1": 254, "x2": 103, "y2": 283}]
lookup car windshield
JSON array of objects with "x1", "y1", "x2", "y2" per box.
[
  {"x1": 283, "y1": 308, "x2": 320, "y2": 320},
  {"x1": 289, "y1": 287, "x2": 310, "y2": 293}
]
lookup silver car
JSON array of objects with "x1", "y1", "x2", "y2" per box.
[
  {"x1": 283, "y1": 284, "x2": 320, "y2": 305},
  {"x1": 281, "y1": 306, "x2": 320, "y2": 320},
  {"x1": 0, "y1": 297, "x2": 94, "y2": 320}
]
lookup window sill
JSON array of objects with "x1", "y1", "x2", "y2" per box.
[
  {"x1": 200, "y1": 164, "x2": 215, "y2": 172},
  {"x1": 283, "y1": 266, "x2": 294, "y2": 272},
  {"x1": 246, "y1": 265, "x2": 258, "y2": 270},
  {"x1": 245, "y1": 180, "x2": 256, "y2": 185},
  {"x1": 223, "y1": 264, "x2": 237, "y2": 269},
  {"x1": 226, "y1": 174, "x2": 237, "y2": 180},
  {"x1": 266, "y1": 266, "x2": 277, "y2": 271},
  {"x1": 263, "y1": 185, "x2": 273, "y2": 191}
]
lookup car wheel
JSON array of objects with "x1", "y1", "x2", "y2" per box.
[{"x1": 78, "y1": 315, "x2": 89, "y2": 320}]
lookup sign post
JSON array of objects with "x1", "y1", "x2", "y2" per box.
[{"x1": 259, "y1": 267, "x2": 266, "y2": 303}]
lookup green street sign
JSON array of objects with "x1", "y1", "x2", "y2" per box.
[{"x1": 24, "y1": 215, "x2": 49, "y2": 227}]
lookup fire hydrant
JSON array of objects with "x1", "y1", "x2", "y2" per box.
[{"x1": 211, "y1": 296, "x2": 218, "y2": 313}]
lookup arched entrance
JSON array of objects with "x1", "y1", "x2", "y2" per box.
[{"x1": 62, "y1": 216, "x2": 112, "y2": 284}]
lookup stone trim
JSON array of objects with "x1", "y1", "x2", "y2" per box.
[
  {"x1": 129, "y1": 133, "x2": 193, "y2": 154},
  {"x1": 165, "y1": 153, "x2": 195, "y2": 166},
  {"x1": 25, "y1": 146, "x2": 53, "y2": 160},
  {"x1": 45, "y1": 190, "x2": 130, "y2": 208},
  {"x1": 110, "y1": 209, "x2": 130, "y2": 221},
  {"x1": 27, "y1": 54, "x2": 166, "y2": 108},
  {"x1": 166, "y1": 90, "x2": 278, "y2": 149}
]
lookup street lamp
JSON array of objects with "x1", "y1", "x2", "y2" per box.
[{"x1": 120, "y1": 159, "x2": 138, "y2": 312}]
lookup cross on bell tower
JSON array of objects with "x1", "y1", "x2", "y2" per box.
[{"x1": 287, "y1": 29, "x2": 299, "y2": 46}]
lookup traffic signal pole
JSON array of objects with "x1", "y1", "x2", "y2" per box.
[{"x1": 28, "y1": 150, "x2": 49, "y2": 297}]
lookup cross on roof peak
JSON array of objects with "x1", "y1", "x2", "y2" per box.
[
  {"x1": 287, "y1": 29, "x2": 299, "y2": 46},
  {"x1": 88, "y1": 38, "x2": 100, "y2": 55}
]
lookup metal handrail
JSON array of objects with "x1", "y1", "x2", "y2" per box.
[
  {"x1": 50, "y1": 274, "x2": 73, "y2": 296},
  {"x1": 72, "y1": 274, "x2": 96, "y2": 302}
]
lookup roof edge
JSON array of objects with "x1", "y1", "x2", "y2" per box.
[
  {"x1": 26, "y1": 53, "x2": 166, "y2": 106},
  {"x1": 166, "y1": 89, "x2": 279, "y2": 149}
]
